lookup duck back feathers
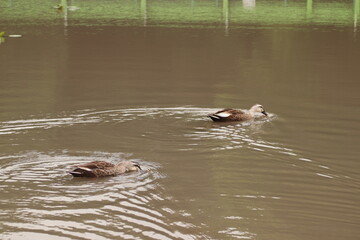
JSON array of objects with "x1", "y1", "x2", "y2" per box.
[{"x1": 69, "y1": 161, "x2": 141, "y2": 178}]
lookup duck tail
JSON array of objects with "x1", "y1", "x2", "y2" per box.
[
  {"x1": 68, "y1": 167, "x2": 96, "y2": 177},
  {"x1": 68, "y1": 171, "x2": 83, "y2": 177},
  {"x1": 208, "y1": 114, "x2": 222, "y2": 122}
]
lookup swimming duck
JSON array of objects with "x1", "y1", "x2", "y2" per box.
[
  {"x1": 208, "y1": 104, "x2": 268, "y2": 122},
  {"x1": 69, "y1": 161, "x2": 141, "y2": 177}
]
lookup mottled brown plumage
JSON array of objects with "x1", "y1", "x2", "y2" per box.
[
  {"x1": 208, "y1": 104, "x2": 268, "y2": 122},
  {"x1": 69, "y1": 161, "x2": 141, "y2": 177}
]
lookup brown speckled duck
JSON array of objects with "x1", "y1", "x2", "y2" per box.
[
  {"x1": 208, "y1": 104, "x2": 268, "y2": 122},
  {"x1": 69, "y1": 161, "x2": 141, "y2": 177}
]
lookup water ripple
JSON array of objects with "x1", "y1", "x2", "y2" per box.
[
  {"x1": 0, "y1": 107, "x2": 274, "y2": 135},
  {"x1": 0, "y1": 151, "x2": 202, "y2": 240}
]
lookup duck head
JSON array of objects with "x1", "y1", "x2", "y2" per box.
[
  {"x1": 250, "y1": 104, "x2": 268, "y2": 116},
  {"x1": 128, "y1": 162, "x2": 142, "y2": 171}
]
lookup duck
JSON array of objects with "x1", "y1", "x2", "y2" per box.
[
  {"x1": 208, "y1": 104, "x2": 268, "y2": 122},
  {"x1": 69, "y1": 161, "x2": 141, "y2": 177}
]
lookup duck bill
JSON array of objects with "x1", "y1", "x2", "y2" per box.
[{"x1": 262, "y1": 111, "x2": 268, "y2": 116}]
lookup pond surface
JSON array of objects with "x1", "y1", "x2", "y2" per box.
[{"x1": 0, "y1": 0, "x2": 359, "y2": 240}]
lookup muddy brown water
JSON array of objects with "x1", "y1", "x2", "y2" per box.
[{"x1": 0, "y1": 1, "x2": 359, "y2": 239}]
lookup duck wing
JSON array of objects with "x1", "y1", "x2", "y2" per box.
[
  {"x1": 69, "y1": 161, "x2": 115, "y2": 177},
  {"x1": 208, "y1": 108, "x2": 244, "y2": 122}
]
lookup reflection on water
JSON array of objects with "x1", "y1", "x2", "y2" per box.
[
  {"x1": 355, "y1": 0, "x2": 360, "y2": 33},
  {"x1": 141, "y1": 0, "x2": 148, "y2": 27},
  {"x1": 306, "y1": 0, "x2": 313, "y2": 20},
  {"x1": 223, "y1": 0, "x2": 229, "y2": 35}
]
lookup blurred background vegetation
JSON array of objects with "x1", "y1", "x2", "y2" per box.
[{"x1": 0, "y1": 0, "x2": 358, "y2": 28}]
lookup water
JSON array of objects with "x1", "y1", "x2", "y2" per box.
[{"x1": 1, "y1": 0, "x2": 359, "y2": 239}]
